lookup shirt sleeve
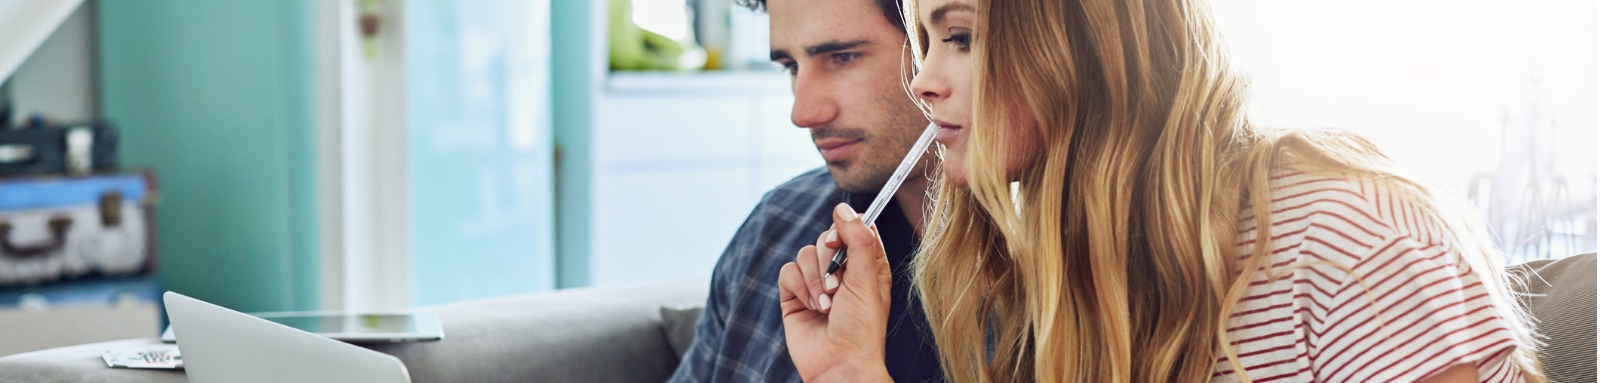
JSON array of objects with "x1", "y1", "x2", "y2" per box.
[
  {"x1": 665, "y1": 274, "x2": 727, "y2": 383},
  {"x1": 1307, "y1": 234, "x2": 1522, "y2": 383},
  {"x1": 665, "y1": 201, "x2": 771, "y2": 383}
]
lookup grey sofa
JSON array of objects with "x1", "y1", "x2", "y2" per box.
[
  {"x1": 0, "y1": 280, "x2": 710, "y2": 382},
  {"x1": 0, "y1": 254, "x2": 1592, "y2": 382}
]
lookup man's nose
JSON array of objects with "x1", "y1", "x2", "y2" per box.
[{"x1": 790, "y1": 75, "x2": 839, "y2": 128}]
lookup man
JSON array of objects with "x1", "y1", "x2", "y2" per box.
[{"x1": 666, "y1": 0, "x2": 941, "y2": 381}]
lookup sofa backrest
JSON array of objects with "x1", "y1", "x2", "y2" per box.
[{"x1": 1509, "y1": 252, "x2": 1595, "y2": 383}]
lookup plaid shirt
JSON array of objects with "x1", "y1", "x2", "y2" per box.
[{"x1": 667, "y1": 168, "x2": 942, "y2": 382}]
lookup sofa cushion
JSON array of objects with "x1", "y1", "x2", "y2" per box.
[
  {"x1": 365, "y1": 280, "x2": 707, "y2": 382},
  {"x1": 659, "y1": 305, "x2": 704, "y2": 359}
]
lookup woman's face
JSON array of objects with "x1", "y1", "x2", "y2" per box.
[{"x1": 909, "y1": 0, "x2": 976, "y2": 185}]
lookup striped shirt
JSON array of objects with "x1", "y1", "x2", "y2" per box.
[{"x1": 1212, "y1": 171, "x2": 1525, "y2": 382}]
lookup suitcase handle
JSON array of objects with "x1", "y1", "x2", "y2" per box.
[{"x1": 0, "y1": 216, "x2": 72, "y2": 258}]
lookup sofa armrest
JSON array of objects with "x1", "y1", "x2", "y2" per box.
[
  {"x1": 0, "y1": 339, "x2": 183, "y2": 383},
  {"x1": 0, "y1": 280, "x2": 708, "y2": 383}
]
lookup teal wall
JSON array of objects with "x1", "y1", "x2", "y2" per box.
[
  {"x1": 551, "y1": 0, "x2": 593, "y2": 288},
  {"x1": 97, "y1": 0, "x2": 319, "y2": 312}
]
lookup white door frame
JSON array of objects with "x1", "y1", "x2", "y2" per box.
[{"x1": 318, "y1": 0, "x2": 412, "y2": 311}]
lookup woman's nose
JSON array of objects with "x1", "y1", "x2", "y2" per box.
[{"x1": 909, "y1": 63, "x2": 948, "y2": 105}]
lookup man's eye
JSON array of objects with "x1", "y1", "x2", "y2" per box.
[
  {"x1": 830, "y1": 52, "x2": 861, "y2": 66},
  {"x1": 780, "y1": 62, "x2": 798, "y2": 76}
]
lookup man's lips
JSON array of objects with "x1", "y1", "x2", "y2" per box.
[{"x1": 816, "y1": 139, "x2": 862, "y2": 162}]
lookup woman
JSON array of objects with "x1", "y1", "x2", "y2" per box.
[{"x1": 776, "y1": 0, "x2": 1545, "y2": 381}]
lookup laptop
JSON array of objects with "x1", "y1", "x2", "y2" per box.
[
  {"x1": 159, "y1": 310, "x2": 444, "y2": 343},
  {"x1": 163, "y1": 292, "x2": 412, "y2": 383}
]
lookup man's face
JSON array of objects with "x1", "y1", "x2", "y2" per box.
[{"x1": 768, "y1": 0, "x2": 927, "y2": 194}]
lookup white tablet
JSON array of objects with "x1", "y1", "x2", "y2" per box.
[{"x1": 162, "y1": 311, "x2": 444, "y2": 344}]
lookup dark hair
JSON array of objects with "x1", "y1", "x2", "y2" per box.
[{"x1": 735, "y1": 0, "x2": 907, "y2": 32}]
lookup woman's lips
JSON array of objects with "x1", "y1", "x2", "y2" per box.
[
  {"x1": 816, "y1": 139, "x2": 862, "y2": 162},
  {"x1": 933, "y1": 123, "x2": 964, "y2": 143}
]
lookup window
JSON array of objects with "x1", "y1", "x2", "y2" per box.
[{"x1": 1213, "y1": 0, "x2": 1596, "y2": 262}]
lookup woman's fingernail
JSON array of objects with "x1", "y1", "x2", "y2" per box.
[
  {"x1": 825, "y1": 229, "x2": 837, "y2": 244},
  {"x1": 835, "y1": 203, "x2": 858, "y2": 222},
  {"x1": 825, "y1": 274, "x2": 838, "y2": 290},
  {"x1": 818, "y1": 294, "x2": 832, "y2": 310}
]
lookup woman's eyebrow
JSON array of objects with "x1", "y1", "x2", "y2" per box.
[{"x1": 930, "y1": 3, "x2": 975, "y2": 24}]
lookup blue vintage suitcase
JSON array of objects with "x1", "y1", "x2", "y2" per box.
[{"x1": 0, "y1": 173, "x2": 156, "y2": 286}]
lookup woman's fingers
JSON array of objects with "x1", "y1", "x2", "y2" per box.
[
  {"x1": 831, "y1": 203, "x2": 880, "y2": 254},
  {"x1": 777, "y1": 261, "x2": 811, "y2": 316},
  {"x1": 794, "y1": 244, "x2": 828, "y2": 312},
  {"x1": 830, "y1": 203, "x2": 890, "y2": 301},
  {"x1": 785, "y1": 204, "x2": 883, "y2": 318},
  {"x1": 815, "y1": 226, "x2": 841, "y2": 295}
]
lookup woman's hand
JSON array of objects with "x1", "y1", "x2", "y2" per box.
[{"x1": 778, "y1": 203, "x2": 894, "y2": 382}]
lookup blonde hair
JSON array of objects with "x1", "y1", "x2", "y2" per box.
[{"x1": 902, "y1": 0, "x2": 1545, "y2": 381}]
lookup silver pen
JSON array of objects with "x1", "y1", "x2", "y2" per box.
[{"x1": 824, "y1": 122, "x2": 939, "y2": 277}]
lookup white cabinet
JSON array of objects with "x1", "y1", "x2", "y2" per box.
[{"x1": 585, "y1": 72, "x2": 820, "y2": 286}]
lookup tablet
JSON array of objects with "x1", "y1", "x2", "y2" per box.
[{"x1": 161, "y1": 311, "x2": 444, "y2": 344}]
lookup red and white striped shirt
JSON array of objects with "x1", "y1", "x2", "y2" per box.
[{"x1": 1211, "y1": 171, "x2": 1524, "y2": 382}]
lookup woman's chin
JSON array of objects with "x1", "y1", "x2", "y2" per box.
[{"x1": 941, "y1": 164, "x2": 969, "y2": 188}]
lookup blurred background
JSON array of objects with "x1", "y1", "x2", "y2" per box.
[{"x1": 0, "y1": 0, "x2": 1591, "y2": 356}]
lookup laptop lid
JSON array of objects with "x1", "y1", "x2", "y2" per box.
[{"x1": 163, "y1": 292, "x2": 411, "y2": 383}]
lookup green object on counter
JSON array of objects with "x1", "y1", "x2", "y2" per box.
[{"x1": 608, "y1": 0, "x2": 685, "y2": 70}]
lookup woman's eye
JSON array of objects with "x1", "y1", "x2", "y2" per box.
[
  {"x1": 830, "y1": 52, "x2": 861, "y2": 66},
  {"x1": 940, "y1": 34, "x2": 971, "y2": 52}
]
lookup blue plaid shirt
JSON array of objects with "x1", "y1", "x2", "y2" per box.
[{"x1": 668, "y1": 168, "x2": 943, "y2": 383}]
